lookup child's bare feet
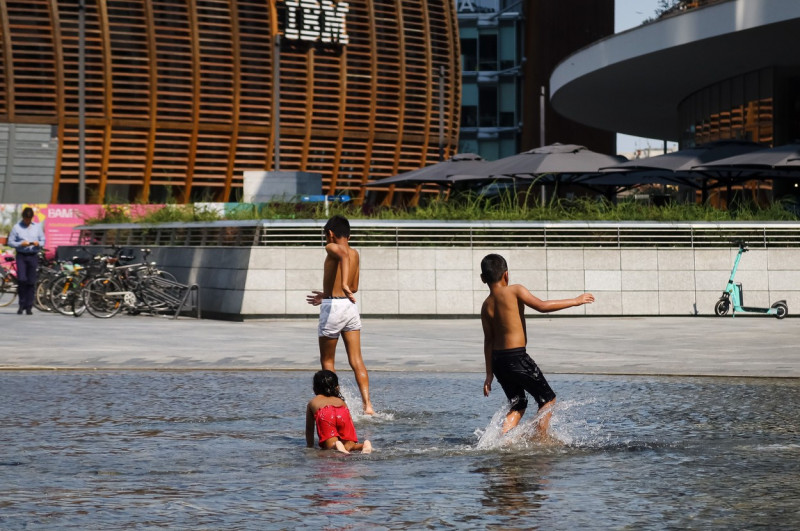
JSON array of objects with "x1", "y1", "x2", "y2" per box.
[
  {"x1": 363, "y1": 403, "x2": 375, "y2": 415},
  {"x1": 334, "y1": 441, "x2": 350, "y2": 454},
  {"x1": 361, "y1": 440, "x2": 373, "y2": 454}
]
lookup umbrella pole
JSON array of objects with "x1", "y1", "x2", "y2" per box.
[{"x1": 727, "y1": 182, "x2": 733, "y2": 210}]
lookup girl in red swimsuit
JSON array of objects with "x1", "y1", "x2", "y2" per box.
[{"x1": 305, "y1": 370, "x2": 373, "y2": 454}]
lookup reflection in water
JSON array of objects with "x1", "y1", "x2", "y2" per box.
[
  {"x1": 305, "y1": 456, "x2": 372, "y2": 519},
  {"x1": 1, "y1": 371, "x2": 798, "y2": 528},
  {"x1": 474, "y1": 453, "x2": 552, "y2": 522}
]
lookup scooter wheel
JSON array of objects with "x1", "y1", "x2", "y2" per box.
[
  {"x1": 714, "y1": 299, "x2": 730, "y2": 316},
  {"x1": 772, "y1": 301, "x2": 788, "y2": 320}
]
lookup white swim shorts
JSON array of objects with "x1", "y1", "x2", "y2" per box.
[{"x1": 318, "y1": 297, "x2": 362, "y2": 338}]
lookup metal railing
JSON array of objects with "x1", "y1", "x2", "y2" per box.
[{"x1": 76, "y1": 220, "x2": 800, "y2": 248}]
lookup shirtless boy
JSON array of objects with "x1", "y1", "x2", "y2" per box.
[
  {"x1": 306, "y1": 215, "x2": 375, "y2": 415},
  {"x1": 480, "y1": 253, "x2": 594, "y2": 435}
]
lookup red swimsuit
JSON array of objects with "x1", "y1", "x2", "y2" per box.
[{"x1": 315, "y1": 404, "x2": 358, "y2": 446}]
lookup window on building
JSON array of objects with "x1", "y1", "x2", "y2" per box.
[
  {"x1": 499, "y1": 112, "x2": 515, "y2": 128},
  {"x1": 498, "y1": 23, "x2": 517, "y2": 70},
  {"x1": 679, "y1": 68, "x2": 775, "y2": 147},
  {"x1": 461, "y1": 83, "x2": 478, "y2": 127},
  {"x1": 499, "y1": 82, "x2": 516, "y2": 127},
  {"x1": 479, "y1": 85, "x2": 497, "y2": 127},
  {"x1": 478, "y1": 33, "x2": 497, "y2": 71},
  {"x1": 461, "y1": 38, "x2": 477, "y2": 71},
  {"x1": 461, "y1": 106, "x2": 478, "y2": 127}
]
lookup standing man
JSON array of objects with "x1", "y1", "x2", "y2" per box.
[{"x1": 8, "y1": 207, "x2": 45, "y2": 315}]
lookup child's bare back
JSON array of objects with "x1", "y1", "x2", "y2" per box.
[
  {"x1": 322, "y1": 242, "x2": 359, "y2": 301},
  {"x1": 482, "y1": 283, "x2": 532, "y2": 350}
]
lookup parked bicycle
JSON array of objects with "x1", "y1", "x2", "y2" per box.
[
  {"x1": 48, "y1": 247, "x2": 128, "y2": 317},
  {"x1": 82, "y1": 248, "x2": 178, "y2": 318},
  {"x1": 0, "y1": 250, "x2": 18, "y2": 307}
]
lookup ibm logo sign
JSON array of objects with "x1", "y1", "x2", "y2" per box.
[{"x1": 284, "y1": 0, "x2": 350, "y2": 45}]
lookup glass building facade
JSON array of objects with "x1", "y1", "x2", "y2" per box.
[
  {"x1": 679, "y1": 68, "x2": 774, "y2": 148},
  {"x1": 677, "y1": 66, "x2": 800, "y2": 205},
  {"x1": 679, "y1": 66, "x2": 800, "y2": 149},
  {"x1": 456, "y1": 0, "x2": 523, "y2": 160}
]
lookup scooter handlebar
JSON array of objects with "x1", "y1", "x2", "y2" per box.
[{"x1": 732, "y1": 240, "x2": 749, "y2": 251}]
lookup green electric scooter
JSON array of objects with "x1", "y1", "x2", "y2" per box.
[{"x1": 714, "y1": 241, "x2": 788, "y2": 319}]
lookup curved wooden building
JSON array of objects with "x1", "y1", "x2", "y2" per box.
[{"x1": 0, "y1": 0, "x2": 460, "y2": 204}]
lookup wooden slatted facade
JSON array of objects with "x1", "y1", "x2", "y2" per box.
[{"x1": 0, "y1": 0, "x2": 460, "y2": 204}]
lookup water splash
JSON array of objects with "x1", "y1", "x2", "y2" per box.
[
  {"x1": 339, "y1": 381, "x2": 394, "y2": 422},
  {"x1": 475, "y1": 398, "x2": 609, "y2": 451},
  {"x1": 474, "y1": 405, "x2": 511, "y2": 450},
  {"x1": 549, "y1": 397, "x2": 609, "y2": 448}
]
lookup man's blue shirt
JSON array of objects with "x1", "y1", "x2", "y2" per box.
[{"x1": 8, "y1": 220, "x2": 45, "y2": 255}]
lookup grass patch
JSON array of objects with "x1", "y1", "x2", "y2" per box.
[{"x1": 81, "y1": 193, "x2": 799, "y2": 225}]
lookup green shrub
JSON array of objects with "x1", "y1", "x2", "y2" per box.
[{"x1": 81, "y1": 194, "x2": 799, "y2": 225}]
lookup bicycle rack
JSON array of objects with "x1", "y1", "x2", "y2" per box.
[{"x1": 143, "y1": 276, "x2": 201, "y2": 319}]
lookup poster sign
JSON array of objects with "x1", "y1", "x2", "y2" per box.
[{"x1": 1, "y1": 204, "x2": 163, "y2": 250}]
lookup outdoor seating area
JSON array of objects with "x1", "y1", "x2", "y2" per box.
[{"x1": 367, "y1": 142, "x2": 800, "y2": 210}]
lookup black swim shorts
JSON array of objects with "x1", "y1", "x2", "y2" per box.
[{"x1": 491, "y1": 347, "x2": 556, "y2": 412}]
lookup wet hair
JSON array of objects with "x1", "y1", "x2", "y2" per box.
[
  {"x1": 21, "y1": 207, "x2": 34, "y2": 219},
  {"x1": 313, "y1": 370, "x2": 344, "y2": 400},
  {"x1": 324, "y1": 215, "x2": 350, "y2": 238},
  {"x1": 480, "y1": 253, "x2": 508, "y2": 283}
]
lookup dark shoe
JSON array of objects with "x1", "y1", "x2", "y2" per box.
[
  {"x1": 17, "y1": 307, "x2": 23, "y2": 314},
  {"x1": 26, "y1": 309, "x2": 33, "y2": 315}
]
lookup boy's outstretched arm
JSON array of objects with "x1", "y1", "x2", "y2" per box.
[
  {"x1": 480, "y1": 305, "x2": 494, "y2": 397},
  {"x1": 516, "y1": 285, "x2": 594, "y2": 313}
]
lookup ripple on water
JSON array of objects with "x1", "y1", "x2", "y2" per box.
[{"x1": 0, "y1": 371, "x2": 798, "y2": 529}]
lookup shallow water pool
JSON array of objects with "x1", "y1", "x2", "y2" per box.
[{"x1": 1, "y1": 371, "x2": 798, "y2": 529}]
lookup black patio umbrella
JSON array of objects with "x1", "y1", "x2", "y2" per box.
[
  {"x1": 443, "y1": 143, "x2": 627, "y2": 203},
  {"x1": 692, "y1": 143, "x2": 800, "y2": 173},
  {"x1": 689, "y1": 143, "x2": 800, "y2": 203},
  {"x1": 578, "y1": 140, "x2": 764, "y2": 188},
  {"x1": 366, "y1": 153, "x2": 491, "y2": 187},
  {"x1": 465, "y1": 143, "x2": 626, "y2": 181}
]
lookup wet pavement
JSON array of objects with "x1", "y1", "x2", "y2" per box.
[{"x1": 1, "y1": 309, "x2": 798, "y2": 377}]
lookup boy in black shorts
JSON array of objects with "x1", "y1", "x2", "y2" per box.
[{"x1": 479, "y1": 253, "x2": 594, "y2": 435}]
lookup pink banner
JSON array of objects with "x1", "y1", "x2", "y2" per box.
[
  {"x1": 40, "y1": 204, "x2": 162, "y2": 249},
  {"x1": 3, "y1": 204, "x2": 164, "y2": 251}
]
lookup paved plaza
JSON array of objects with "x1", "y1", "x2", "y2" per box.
[{"x1": 1, "y1": 309, "x2": 797, "y2": 377}]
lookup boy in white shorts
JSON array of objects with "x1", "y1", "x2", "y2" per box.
[{"x1": 306, "y1": 215, "x2": 374, "y2": 415}]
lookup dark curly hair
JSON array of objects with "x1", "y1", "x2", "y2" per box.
[
  {"x1": 480, "y1": 253, "x2": 508, "y2": 283},
  {"x1": 313, "y1": 369, "x2": 344, "y2": 400},
  {"x1": 324, "y1": 215, "x2": 350, "y2": 238}
]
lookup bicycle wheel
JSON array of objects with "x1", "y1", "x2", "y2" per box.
[
  {"x1": 0, "y1": 274, "x2": 18, "y2": 307},
  {"x1": 83, "y1": 276, "x2": 124, "y2": 318},
  {"x1": 49, "y1": 275, "x2": 85, "y2": 317},
  {"x1": 35, "y1": 272, "x2": 57, "y2": 312}
]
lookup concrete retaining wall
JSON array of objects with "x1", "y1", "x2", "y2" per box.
[{"x1": 145, "y1": 246, "x2": 800, "y2": 319}]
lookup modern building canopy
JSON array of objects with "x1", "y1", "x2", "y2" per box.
[{"x1": 550, "y1": 0, "x2": 800, "y2": 142}]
